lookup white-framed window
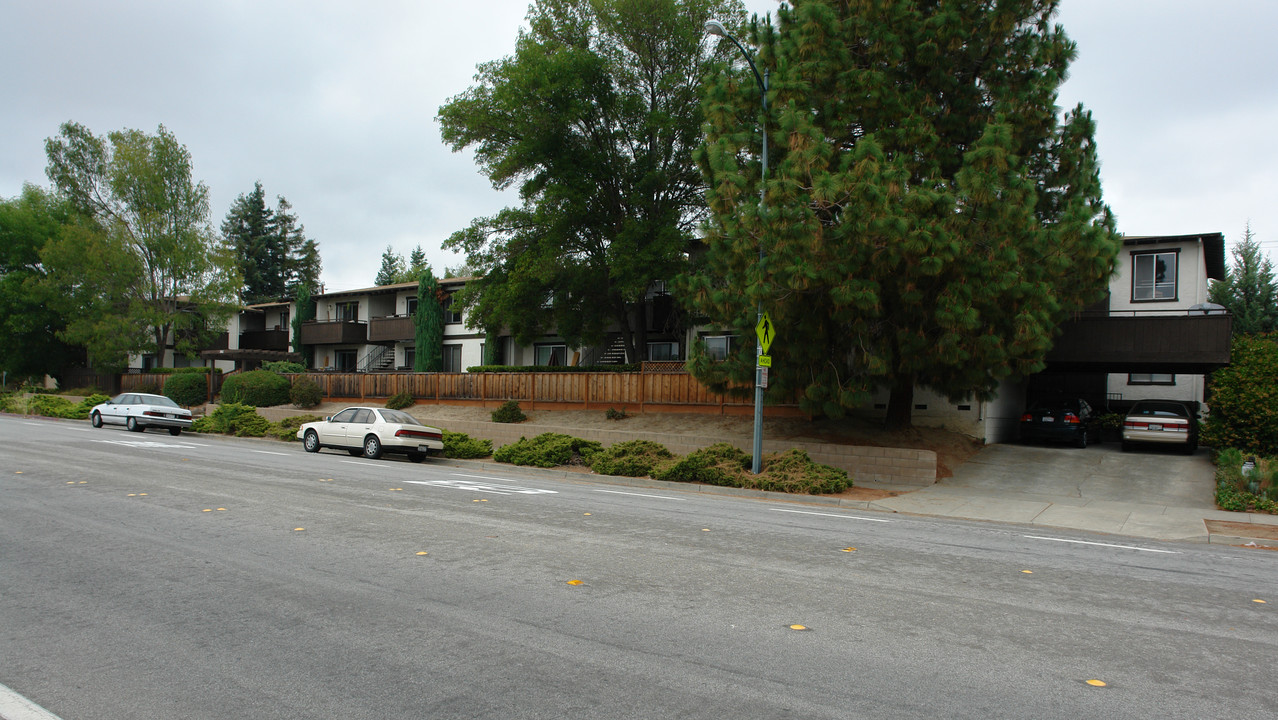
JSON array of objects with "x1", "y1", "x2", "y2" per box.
[
  {"x1": 406, "y1": 296, "x2": 418, "y2": 316},
  {"x1": 536, "y1": 344, "x2": 566, "y2": 366},
  {"x1": 647, "y1": 342, "x2": 680, "y2": 361},
  {"x1": 703, "y1": 335, "x2": 736, "y2": 362},
  {"x1": 1128, "y1": 373, "x2": 1175, "y2": 385},
  {"x1": 1132, "y1": 250, "x2": 1178, "y2": 301},
  {"x1": 335, "y1": 301, "x2": 359, "y2": 321},
  {"x1": 443, "y1": 296, "x2": 463, "y2": 324}
]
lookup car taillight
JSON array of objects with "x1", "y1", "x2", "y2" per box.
[
  {"x1": 395, "y1": 429, "x2": 443, "y2": 441},
  {"x1": 1020, "y1": 413, "x2": 1033, "y2": 422},
  {"x1": 1125, "y1": 420, "x2": 1146, "y2": 430},
  {"x1": 1064, "y1": 413, "x2": 1080, "y2": 425}
]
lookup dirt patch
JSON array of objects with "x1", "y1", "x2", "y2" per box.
[{"x1": 1205, "y1": 519, "x2": 1278, "y2": 543}]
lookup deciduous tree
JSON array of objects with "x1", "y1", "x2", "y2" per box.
[
  {"x1": 438, "y1": 0, "x2": 744, "y2": 363},
  {"x1": 43, "y1": 121, "x2": 241, "y2": 368},
  {"x1": 687, "y1": 0, "x2": 1120, "y2": 427}
]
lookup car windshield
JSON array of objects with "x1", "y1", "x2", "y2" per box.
[
  {"x1": 1130, "y1": 402, "x2": 1187, "y2": 418},
  {"x1": 141, "y1": 395, "x2": 179, "y2": 408},
  {"x1": 377, "y1": 409, "x2": 423, "y2": 426}
]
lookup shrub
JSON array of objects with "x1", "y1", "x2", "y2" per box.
[
  {"x1": 1203, "y1": 334, "x2": 1278, "y2": 454},
  {"x1": 20, "y1": 394, "x2": 108, "y2": 420},
  {"x1": 443, "y1": 430, "x2": 493, "y2": 459},
  {"x1": 656, "y1": 442, "x2": 751, "y2": 486},
  {"x1": 290, "y1": 376, "x2": 323, "y2": 409},
  {"x1": 491, "y1": 400, "x2": 527, "y2": 423},
  {"x1": 164, "y1": 372, "x2": 208, "y2": 406},
  {"x1": 262, "y1": 360, "x2": 306, "y2": 374},
  {"x1": 605, "y1": 407, "x2": 629, "y2": 421},
  {"x1": 231, "y1": 413, "x2": 272, "y2": 437},
  {"x1": 28, "y1": 394, "x2": 77, "y2": 418},
  {"x1": 133, "y1": 382, "x2": 160, "y2": 395},
  {"x1": 196, "y1": 402, "x2": 261, "y2": 434},
  {"x1": 494, "y1": 433, "x2": 601, "y2": 468},
  {"x1": 386, "y1": 390, "x2": 414, "y2": 410},
  {"x1": 220, "y1": 369, "x2": 291, "y2": 407},
  {"x1": 590, "y1": 439, "x2": 673, "y2": 477},
  {"x1": 1213, "y1": 448, "x2": 1278, "y2": 514}
]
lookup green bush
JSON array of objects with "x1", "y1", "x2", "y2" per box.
[
  {"x1": 443, "y1": 430, "x2": 493, "y2": 459},
  {"x1": 491, "y1": 400, "x2": 527, "y2": 423},
  {"x1": 656, "y1": 442, "x2": 751, "y2": 486},
  {"x1": 386, "y1": 390, "x2": 414, "y2": 410},
  {"x1": 605, "y1": 407, "x2": 629, "y2": 421},
  {"x1": 195, "y1": 403, "x2": 261, "y2": 434},
  {"x1": 1203, "y1": 334, "x2": 1278, "y2": 454},
  {"x1": 18, "y1": 394, "x2": 109, "y2": 420},
  {"x1": 494, "y1": 433, "x2": 602, "y2": 468},
  {"x1": 290, "y1": 376, "x2": 323, "y2": 409},
  {"x1": 590, "y1": 439, "x2": 673, "y2": 477},
  {"x1": 1213, "y1": 448, "x2": 1278, "y2": 513},
  {"x1": 164, "y1": 372, "x2": 208, "y2": 406},
  {"x1": 262, "y1": 360, "x2": 306, "y2": 374},
  {"x1": 220, "y1": 369, "x2": 291, "y2": 407},
  {"x1": 133, "y1": 382, "x2": 160, "y2": 395}
]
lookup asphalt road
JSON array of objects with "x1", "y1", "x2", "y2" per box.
[{"x1": 2, "y1": 414, "x2": 1276, "y2": 719}]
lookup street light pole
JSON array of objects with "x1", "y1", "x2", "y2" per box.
[{"x1": 705, "y1": 20, "x2": 768, "y2": 474}]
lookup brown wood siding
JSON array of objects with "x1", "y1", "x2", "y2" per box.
[
  {"x1": 238, "y1": 330, "x2": 289, "y2": 351},
  {"x1": 368, "y1": 316, "x2": 415, "y2": 342},
  {"x1": 299, "y1": 321, "x2": 367, "y2": 345},
  {"x1": 1047, "y1": 314, "x2": 1232, "y2": 373}
]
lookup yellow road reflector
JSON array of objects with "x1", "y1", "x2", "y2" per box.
[
  {"x1": 140, "y1": 493, "x2": 147, "y2": 496},
  {"x1": 567, "y1": 579, "x2": 584, "y2": 586},
  {"x1": 128, "y1": 494, "x2": 136, "y2": 497},
  {"x1": 416, "y1": 551, "x2": 429, "y2": 556},
  {"x1": 1086, "y1": 679, "x2": 1107, "y2": 687},
  {"x1": 789, "y1": 624, "x2": 809, "y2": 631},
  {"x1": 203, "y1": 509, "x2": 212, "y2": 512},
  {"x1": 79, "y1": 481, "x2": 87, "y2": 484},
  {"x1": 66, "y1": 481, "x2": 75, "y2": 484},
  {"x1": 1254, "y1": 599, "x2": 1267, "y2": 604},
  {"x1": 841, "y1": 547, "x2": 856, "y2": 552},
  {"x1": 294, "y1": 527, "x2": 305, "y2": 531},
  {"x1": 15, "y1": 471, "x2": 22, "y2": 474},
  {"x1": 584, "y1": 513, "x2": 592, "y2": 516},
  {"x1": 217, "y1": 508, "x2": 226, "y2": 511},
  {"x1": 702, "y1": 528, "x2": 710, "y2": 532},
  {"x1": 1022, "y1": 570, "x2": 1034, "y2": 574}
]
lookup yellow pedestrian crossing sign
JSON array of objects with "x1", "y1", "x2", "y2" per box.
[{"x1": 756, "y1": 312, "x2": 775, "y2": 354}]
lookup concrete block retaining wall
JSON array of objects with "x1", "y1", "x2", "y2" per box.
[{"x1": 433, "y1": 419, "x2": 937, "y2": 487}]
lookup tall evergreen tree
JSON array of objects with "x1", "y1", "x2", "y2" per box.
[
  {"x1": 223, "y1": 182, "x2": 320, "y2": 303},
  {"x1": 375, "y1": 245, "x2": 407, "y2": 286},
  {"x1": 687, "y1": 0, "x2": 1120, "y2": 427},
  {"x1": 439, "y1": 0, "x2": 745, "y2": 363},
  {"x1": 1209, "y1": 223, "x2": 1277, "y2": 335},
  {"x1": 291, "y1": 282, "x2": 315, "y2": 367},
  {"x1": 414, "y1": 269, "x2": 444, "y2": 371}
]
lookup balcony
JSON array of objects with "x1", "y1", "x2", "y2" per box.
[
  {"x1": 299, "y1": 320, "x2": 367, "y2": 345},
  {"x1": 368, "y1": 314, "x2": 415, "y2": 342},
  {"x1": 1046, "y1": 313, "x2": 1232, "y2": 373},
  {"x1": 239, "y1": 329, "x2": 290, "y2": 351}
]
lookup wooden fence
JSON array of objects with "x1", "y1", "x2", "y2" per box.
[{"x1": 118, "y1": 369, "x2": 802, "y2": 416}]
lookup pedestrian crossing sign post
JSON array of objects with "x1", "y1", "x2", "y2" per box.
[{"x1": 756, "y1": 312, "x2": 775, "y2": 356}]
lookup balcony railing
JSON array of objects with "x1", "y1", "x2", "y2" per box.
[
  {"x1": 1047, "y1": 312, "x2": 1231, "y2": 373},
  {"x1": 368, "y1": 314, "x2": 415, "y2": 342},
  {"x1": 299, "y1": 319, "x2": 367, "y2": 345},
  {"x1": 239, "y1": 329, "x2": 290, "y2": 351}
]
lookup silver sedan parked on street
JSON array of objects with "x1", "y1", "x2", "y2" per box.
[
  {"x1": 90, "y1": 393, "x2": 194, "y2": 435},
  {"x1": 297, "y1": 407, "x2": 444, "y2": 462}
]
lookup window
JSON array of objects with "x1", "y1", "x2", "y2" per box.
[
  {"x1": 647, "y1": 342, "x2": 680, "y2": 361},
  {"x1": 443, "y1": 296, "x2": 463, "y2": 324},
  {"x1": 404, "y1": 346, "x2": 416, "y2": 369},
  {"x1": 703, "y1": 335, "x2": 736, "y2": 362},
  {"x1": 1132, "y1": 251, "x2": 1178, "y2": 301},
  {"x1": 351, "y1": 409, "x2": 375, "y2": 424},
  {"x1": 331, "y1": 408, "x2": 358, "y2": 423},
  {"x1": 335, "y1": 301, "x2": 359, "y2": 321},
  {"x1": 536, "y1": 344, "x2": 566, "y2": 366},
  {"x1": 335, "y1": 349, "x2": 356, "y2": 371},
  {"x1": 442, "y1": 345, "x2": 462, "y2": 372},
  {"x1": 1129, "y1": 373, "x2": 1175, "y2": 385},
  {"x1": 278, "y1": 310, "x2": 289, "y2": 331},
  {"x1": 406, "y1": 296, "x2": 418, "y2": 316}
]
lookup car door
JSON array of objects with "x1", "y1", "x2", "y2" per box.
[
  {"x1": 321, "y1": 409, "x2": 359, "y2": 445},
  {"x1": 104, "y1": 394, "x2": 133, "y2": 425},
  {"x1": 345, "y1": 409, "x2": 376, "y2": 446}
]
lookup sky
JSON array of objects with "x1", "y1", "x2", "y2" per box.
[{"x1": 2, "y1": 1, "x2": 1275, "y2": 293}]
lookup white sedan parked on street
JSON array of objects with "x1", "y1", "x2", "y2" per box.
[
  {"x1": 90, "y1": 393, "x2": 194, "y2": 435},
  {"x1": 298, "y1": 407, "x2": 444, "y2": 462}
]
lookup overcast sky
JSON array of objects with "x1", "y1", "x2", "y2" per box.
[{"x1": 2, "y1": 1, "x2": 1275, "y2": 293}]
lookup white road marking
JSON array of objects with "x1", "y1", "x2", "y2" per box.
[
  {"x1": 592, "y1": 489, "x2": 684, "y2": 500},
  {"x1": 340, "y1": 460, "x2": 382, "y2": 468},
  {"x1": 93, "y1": 439, "x2": 200, "y2": 450},
  {"x1": 452, "y1": 473, "x2": 526, "y2": 483},
  {"x1": 1024, "y1": 535, "x2": 1182, "y2": 554},
  {"x1": 252, "y1": 450, "x2": 290, "y2": 456},
  {"x1": 771, "y1": 508, "x2": 892, "y2": 523},
  {"x1": 405, "y1": 479, "x2": 557, "y2": 495},
  {"x1": 0, "y1": 680, "x2": 63, "y2": 720}
]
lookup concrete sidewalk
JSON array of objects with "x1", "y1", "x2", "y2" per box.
[{"x1": 851, "y1": 443, "x2": 1278, "y2": 547}]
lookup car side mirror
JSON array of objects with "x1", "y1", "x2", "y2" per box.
[{"x1": 324, "y1": 416, "x2": 332, "y2": 422}]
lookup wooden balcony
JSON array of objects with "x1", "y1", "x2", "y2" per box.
[
  {"x1": 239, "y1": 329, "x2": 290, "y2": 351},
  {"x1": 1046, "y1": 313, "x2": 1232, "y2": 373},
  {"x1": 368, "y1": 315, "x2": 415, "y2": 342},
  {"x1": 299, "y1": 320, "x2": 367, "y2": 345}
]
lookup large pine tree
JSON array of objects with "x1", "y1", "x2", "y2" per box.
[
  {"x1": 223, "y1": 182, "x2": 321, "y2": 303},
  {"x1": 686, "y1": 0, "x2": 1121, "y2": 427},
  {"x1": 1209, "y1": 224, "x2": 1278, "y2": 335}
]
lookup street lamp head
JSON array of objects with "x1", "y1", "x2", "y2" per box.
[{"x1": 704, "y1": 20, "x2": 728, "y2": 38}]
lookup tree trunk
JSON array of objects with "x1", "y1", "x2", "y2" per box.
[{"x1": 885, "y1": 374, "x2": 914, "y2": 430}]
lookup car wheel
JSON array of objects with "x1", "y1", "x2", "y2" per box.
[
  {"x1": 91, "y1": 411, "x2": 103, "y2": 428},
  {"x1": 303, "y1": 430, "x2": 320, "y2": 453},
  {"x1": 1075, "y1": 431, "x2": 1088, "y2": 449},
  {"x1": 169, "y1": 427, "x2": 181, "y2": 436},
  {"x1": 363, "y1": 435, "x2": 383, "y2": 460},
  {"x1": 126, "y1": 416, "x2": 142, "y2": 432},
  {"x1": 408, "y1": 452, "x2": 425, "y2": 463}
]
